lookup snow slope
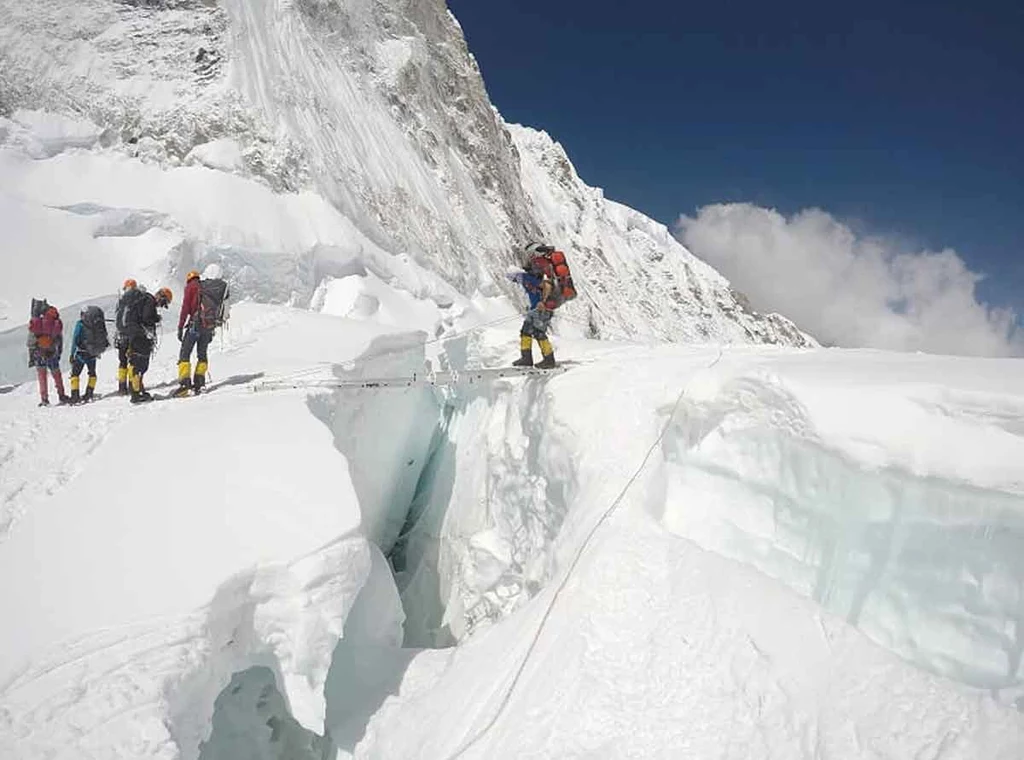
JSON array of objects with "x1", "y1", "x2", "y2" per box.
[
  {"x1": 4, "y1": 301, "x2": 1023, "y2": 759},
  {"x1": 0, "y1": 303, "x2": 422, "y2": 759},
  {"x1": 394, "y1": 336, "x2": 1024, "y2": 692},
  {"x1": 366, "y1": 516, "x2": 1024, "y2": 759},
  {"x1": 0, "y1": 0, "x2": 810, "y2": 347},
  {"x1": 2, "y1": 170, "x2": 1023, "y2": 757},
  {"x1": 510, "y1": 125, "x2": 811, "y2": 346}
]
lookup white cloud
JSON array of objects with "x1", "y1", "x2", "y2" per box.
[{"x1": 675, "y1": 203, "x2": 1023, "y2": 357}]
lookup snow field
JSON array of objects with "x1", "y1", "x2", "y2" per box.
[
  {"x1": 0, "y1": 302, "x2": 431, "y2": 759},
  {"x1": 2, "y1": 284, "x2": 1024, "y2": 757},
  {"x1": 354, "y1": 342, "x2": 1024, "y2": 758},
  {"x1": 1, "y1": 97, "x2": 1022, "y2": 760}
]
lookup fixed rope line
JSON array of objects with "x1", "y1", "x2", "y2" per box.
[{"x1": 445, "y1": 344, "x2": 726, "y2": 760}]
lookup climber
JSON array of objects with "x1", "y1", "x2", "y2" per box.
[
  {"x1": 68, "y1": 305, "x2": 110, "y2": 404},
  {"x1": 175, "y1": 264, "x2": 229, "y2": 397},
  {"x1": 114, "y1": 279, "x2": 139, "y2": 395},
  {"x1": 506, "y1": 241, "x2": 575, "y2": 369},
  {"x1": 27, "y1": 300, "x2": 68, "y2": 406},
  {"x1": 123, "y1": 286, "x2": 173, "y2": 403}
]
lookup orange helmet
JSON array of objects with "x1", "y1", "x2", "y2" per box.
[
  {"x1": 186, "y1": 270, "x2": 200, "y2": 282},
  {"x1": 123, "y1": 278, "x2": 137, "y2": 290},
  {"x1": 155, "y1": 287, "x2": 173, "y2": 306}
]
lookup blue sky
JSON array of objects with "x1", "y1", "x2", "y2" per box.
[{"x1": 448, "y1": 0, "x2": 1023, "y2": 316}]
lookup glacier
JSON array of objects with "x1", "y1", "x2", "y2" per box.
[{"x1": 0, "y1": 0, "x2": 1022, "y2": 758}]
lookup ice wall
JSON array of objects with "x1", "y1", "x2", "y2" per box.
[{"x1": 655, "y1": 355, "x2": 1024, "y2": 700}]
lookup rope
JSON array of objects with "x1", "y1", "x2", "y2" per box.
[{"x1": 445, "y1": 344, "x2": 725, "y2": 759}]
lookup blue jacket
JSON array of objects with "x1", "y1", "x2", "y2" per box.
[
  {"x1": 71, "y1": 320, "x2": 89, "y2": 360},
  {"x1": 510, "y1": 270, "x2": 545, "y2": 309}
]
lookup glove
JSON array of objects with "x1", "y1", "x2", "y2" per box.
[{"x1": 177, "y1": 325, "x2": 183, "y2": 342}]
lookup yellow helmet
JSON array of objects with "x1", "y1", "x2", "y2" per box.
[{"x1": 186, "y1": 270, "x2": 200, "y2": 282}]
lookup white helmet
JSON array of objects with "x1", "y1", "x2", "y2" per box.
[{"x1": 524, "y1": 241, "x2": 547, "y2": 255}]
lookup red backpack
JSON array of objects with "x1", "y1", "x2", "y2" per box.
[
  {"x1": 28, "y1": 300, "x2": 62, "y2": 350},
  {"x1": 529, "y1": 249, "x2": 577, "y2": 309}
]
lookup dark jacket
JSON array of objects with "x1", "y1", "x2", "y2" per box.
[{"x1": 120, "y1": 290, "x2": 161, "y2": 339}]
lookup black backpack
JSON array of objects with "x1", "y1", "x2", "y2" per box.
[
  {"x1": 117, "y1": 289, "x2": 147, "y2": 337},
  {"x1": 31, "y1": 298, "x2": 49, "y2": 318},
  {"x1": 198, "y1": 278, "x2": 229, "y2": 329},
  {"x1": 80, "y1": 306, "x2": 110, "y2": 356}
]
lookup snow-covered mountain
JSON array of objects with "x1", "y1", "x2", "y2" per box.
[
  {"x1": 0, "y1": 0, "x2": 809, "y2": 347},
  {"x1": 2, "y1": 2, "x2": 1023, "y2": 760}
]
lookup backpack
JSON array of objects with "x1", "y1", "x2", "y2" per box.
[
  {"x1": 198, "y1": 278, "x2": 229, "y2": 329},
  {"x1": 28, "y1": 299, "x2": 61, "y2": 350},
  {"x1": 80, "y1": 305, "x2": 110, "y2": 356},
  {"x1": 117, "y1": 289, "x2": 147, "y2": 337},
  {"x1": 116, "y1": 291, "x2": 136, "y2": 334},
  {"x1": 528, "y1": 250, "x2": 577, "y2": 309}
]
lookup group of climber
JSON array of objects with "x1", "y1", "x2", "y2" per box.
[
  {"x1": 507, "y1": 241, "x2": 576, "y2": 368},
  {"x1": 26, "y1": 240, "x2": 566, "y2": 408},
  {"x1": 28, "y1": 264, "x2": 229, "y2": 407}
]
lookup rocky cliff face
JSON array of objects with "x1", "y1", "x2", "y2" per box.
[{"x1": 0, "y1": 0, "x2": 813, "y2": 347}]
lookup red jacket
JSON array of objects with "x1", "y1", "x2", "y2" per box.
[{"x1": 179, "y1": 278, "x2": 201, "y2": 330}]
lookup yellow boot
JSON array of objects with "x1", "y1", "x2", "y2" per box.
[
  {"x1": 117, "y1": 366, "x2": 128, "y2": 395},
  {"x1": 513, "y1": 335, "x2": 533, "y2": 367},
  {"x1": 537, "y1": 339, "x2": 556, "y2": 369},
  {"x1": 174, "y1": 361, "x2": 192, "y2": 397},
  {"x1": 193, "y1": 361, "x2": 208, "y2": 394},
  {"x1": 129, "y1": 371, "x2": 152, "y2": 403}
]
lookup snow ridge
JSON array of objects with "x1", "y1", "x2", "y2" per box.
[{"x1": 1, "y1": 0, "x2": 809, "y2": 347}]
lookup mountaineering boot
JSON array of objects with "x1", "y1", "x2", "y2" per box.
[
  {"x1": 513, "y1": 334, "x2": 533, "y2": 366},
  {"x1": 38, "y1": 399, "x2": 50, "y2": 408},
  {"x1": 512, "y1": 350, "x2": 533, "y2": 367},
  {"x1": 175, "y1": 361, "x2": 192, "y2": 397},
  {"x1": 130, "y1": 374, "x2": 151, "y2": 403},
  {"x1": 118, "y1": 366, "x2": 129, "y2": 395},
  {"x1": 536, "y1": 338, "x2": 556, "y2": 369},
  {"x1": 69, "y1": 388, "x2": 81, "y2": 405},
  {"x1": 193, "y1": 361, "x2": 208, "y2": 395},
  {"x1": 83, "y1": 377, "x2": 96, "y2": 402},
  {"x1": 131, "y1": 388, "x2": 153, "y2": 404}
]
